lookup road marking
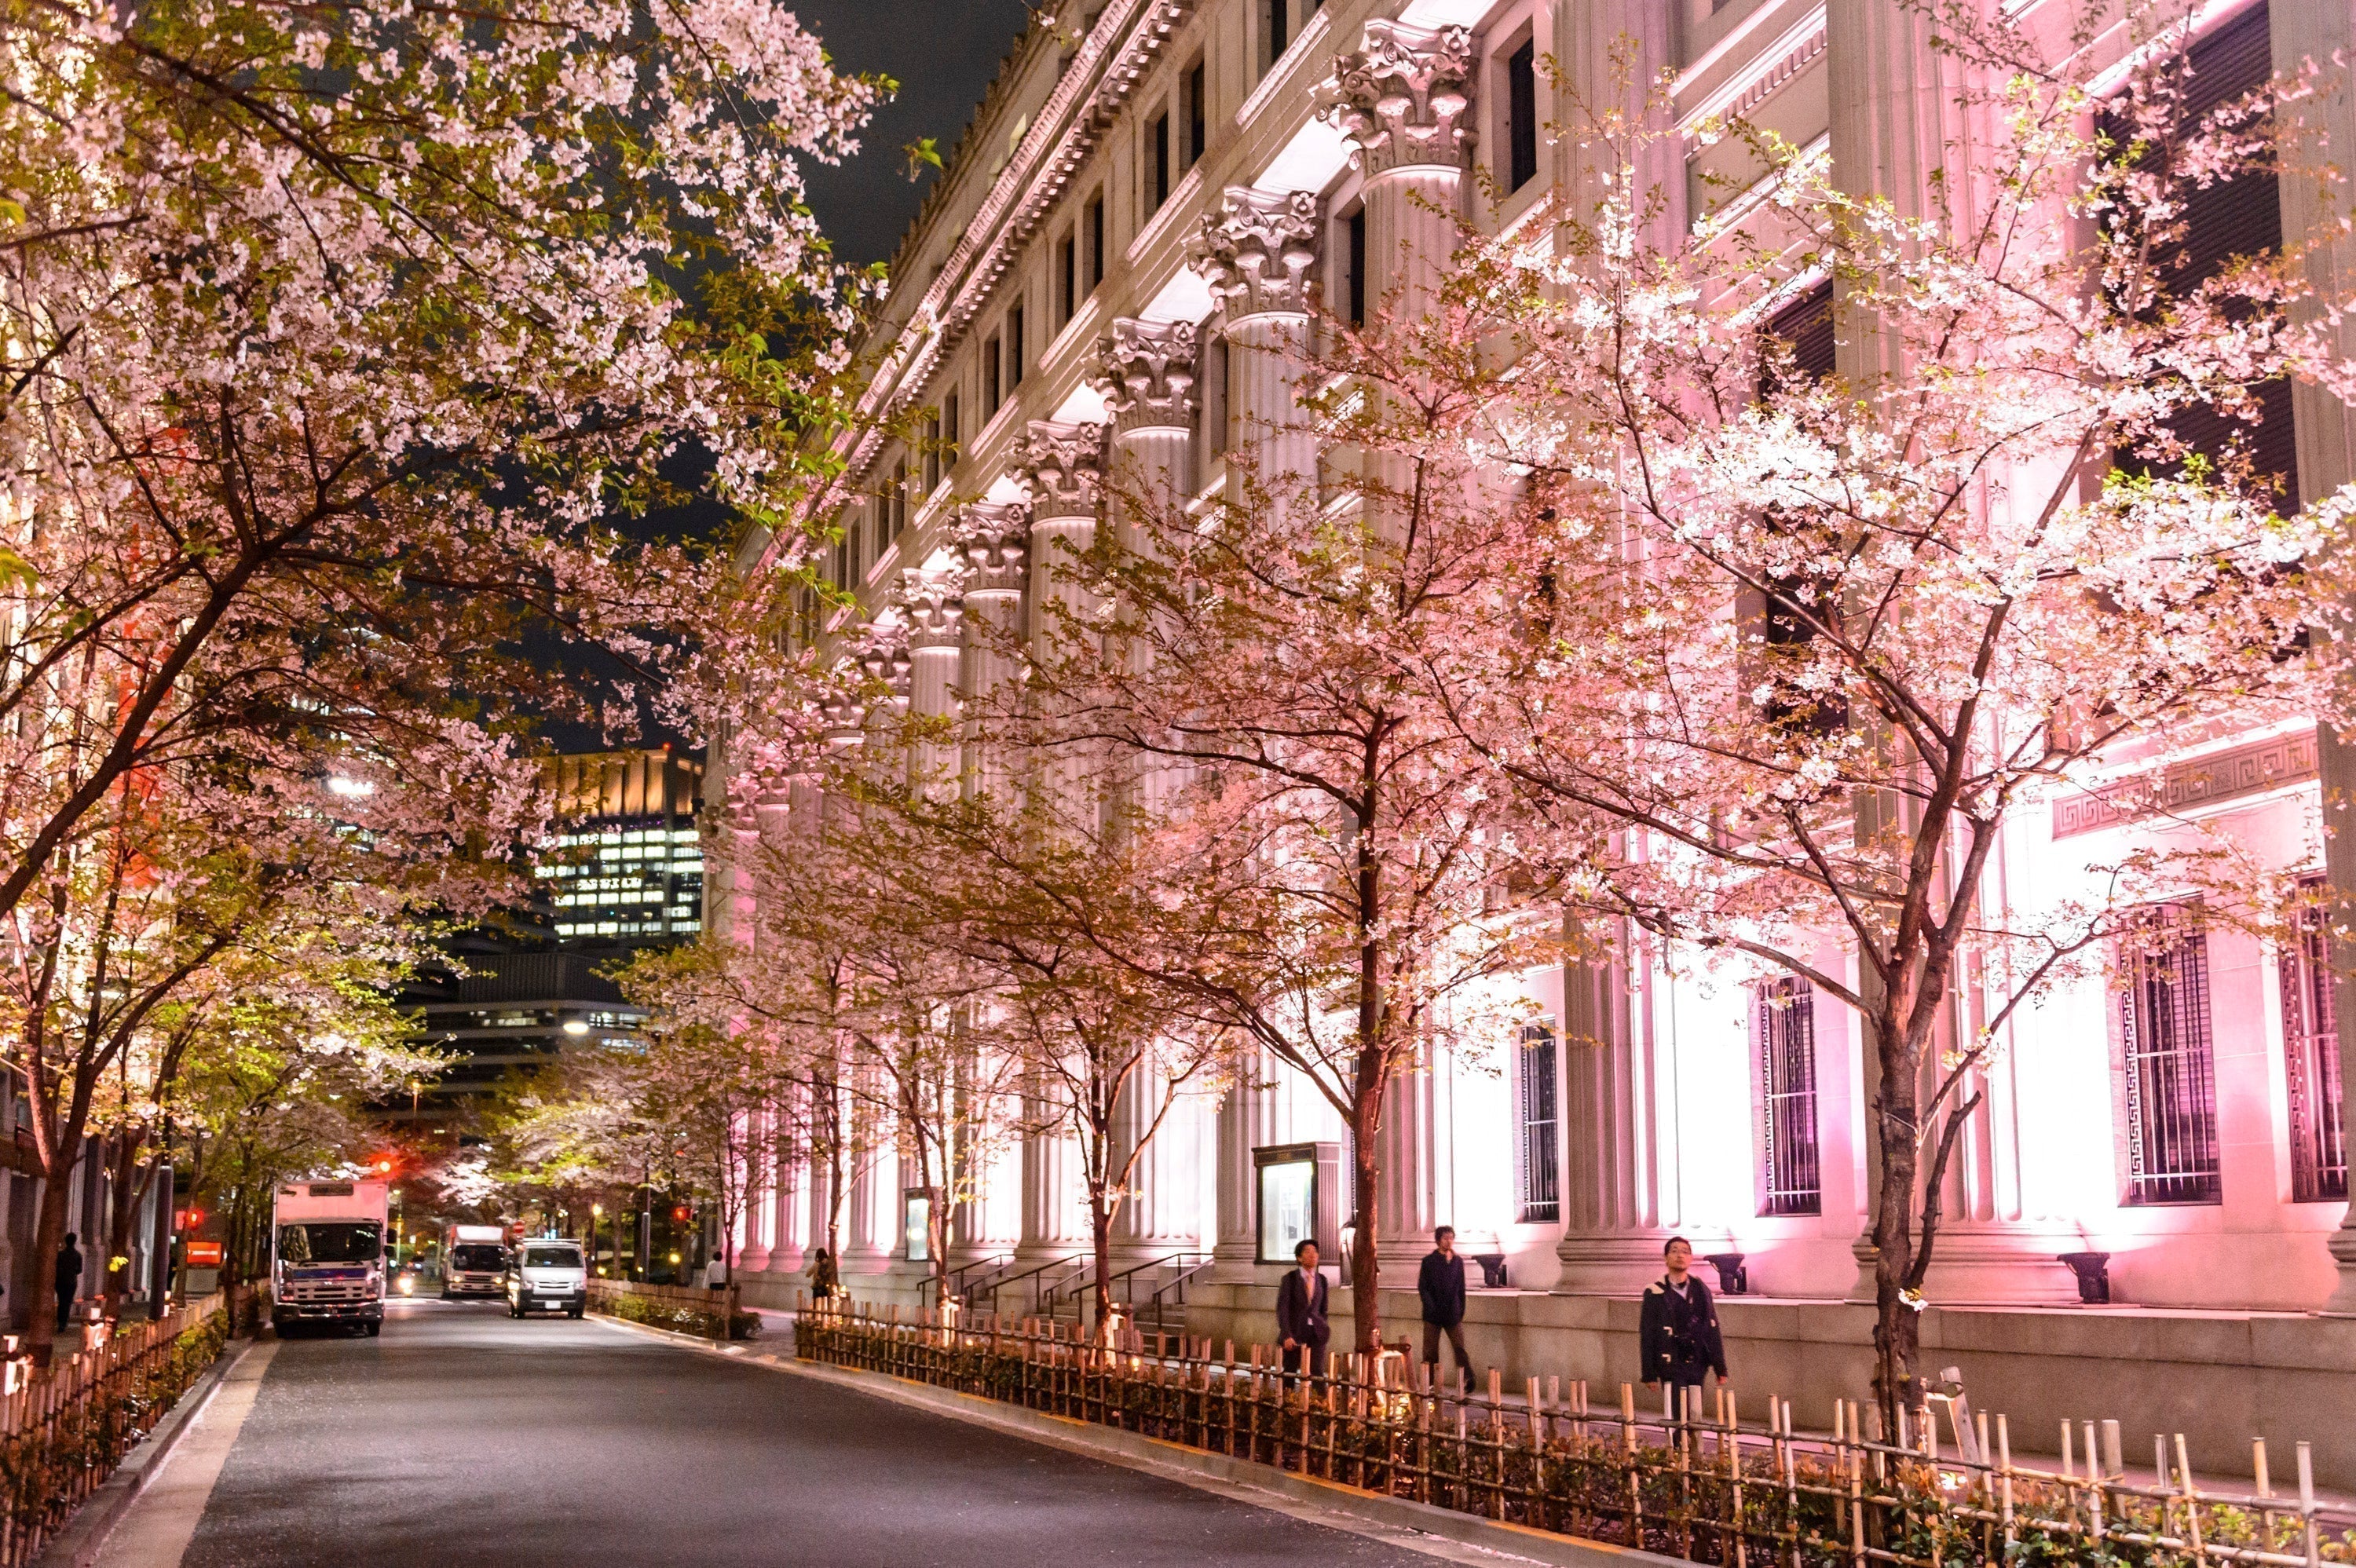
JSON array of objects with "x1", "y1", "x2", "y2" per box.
[{"x1": 93, "y1": 1340, "x2": 280, "y2": 1568}]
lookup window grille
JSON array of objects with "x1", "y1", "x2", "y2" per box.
[
  {"x1": 1757, "y1": 977, "x2": 1821, "y2": 1215},
  {"x1": 1515, "y1": 1024, "x2": 1560, "y2": 1223},
  {"x1": 2120, "y1": 908, "x2": 2222, "y2": 1204},
  {"x1": 2280, "y1": 878, "x2": 2348, "y2": 1202}
]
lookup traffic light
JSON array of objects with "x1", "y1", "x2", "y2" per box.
[{"x1": 671, "y1": 1204, "x2": 690, "y2": 1223}]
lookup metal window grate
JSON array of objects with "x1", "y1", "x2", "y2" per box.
[
  {"x1": 2120, "y1": 909, "x2": 2222, "y2": 1204},
  {"x1": 1757, "y1": 978, "x2": 1821, "y2": 1215},
  {"x1": 1516, "y1": 1024, "x2": 1560, "y2": 1223},
  {"x1": 2281, "y1": 878, "x2": 2349, "y2": 1202}
]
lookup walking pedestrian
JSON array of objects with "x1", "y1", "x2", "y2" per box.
[
  {"x1": 1639, "y1": 1236, "x2": 1727, "y2": 1421},
  {"x1": 807, "y1": 1247, "x2": 838, "y2": 1305},
  {"x1": 1417, "y1": 1225, "x2": 1473, "y2": 1385},
  {"x1": 704, "y1": 1248, "x2": 729, "y2": 1291},
  {"x1": 53, "y1": 1233, "x2": 82, "y2": 1332},
  {"x1": 1275, "y1": 1238, "x2": 1330, "y2": 1388}
]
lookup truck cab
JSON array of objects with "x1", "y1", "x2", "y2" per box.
[{"x1": 442, "y1": 1224, "x2": 509, "y2": 1299}]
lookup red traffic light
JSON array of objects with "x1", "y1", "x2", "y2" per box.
[
  {"x1": 374, "y1": 1158, "x2": 394, "y2": 1175},
  {"x1": 671, "y1": 1205, "x2": 690, "y2": 1223}
]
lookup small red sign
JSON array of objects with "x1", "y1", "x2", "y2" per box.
[{"x1": 184, "y1": 1241, "x2": 223, "y2": 1267}]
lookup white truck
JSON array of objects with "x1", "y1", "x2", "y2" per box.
[
  {"x1": 442, "y1": 1223, "x2": 508, "y2": 1299},
  {"x1": 271, "y1": 1179, "x2": 390, "y2": 1337}
]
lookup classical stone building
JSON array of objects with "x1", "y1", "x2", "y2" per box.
[{"x1": 712, "y1": 0, "x2": 2356, "y2": 1485}]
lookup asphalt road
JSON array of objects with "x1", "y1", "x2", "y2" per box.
[{"x1": 137, "y1": 1297, "x2": 1448, "y2": 1567}]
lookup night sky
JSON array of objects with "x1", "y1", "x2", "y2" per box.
[{"x1": 796, "y1": 0, "x2": 1038, "y2": 267}]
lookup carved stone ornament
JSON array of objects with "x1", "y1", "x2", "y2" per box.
[
  {"x1": 1012, "y1": 419, "x2": 1110, "y2": 517},
  {"x1": 1319, "y1": 20, "x2": 1476, "y2": 178},
  {"x1": 1090, "y1": 318, "x2": 1199, "y2": 435},
  {"x1": 1191, "y1": 188, "x2": 1322, "y2": 323},
  {"x1": 898, "y1": 565, "x2": 968, "y2": 650},
  {"x1": 955, "y1": 502, "x2": 1032, "y2": 594},
  {"x1": 856, "y1": 641, "x2": 912, "y2": 712},
  {"x1": 818, "y1": 692, "x2": 867, "y2": 742}
]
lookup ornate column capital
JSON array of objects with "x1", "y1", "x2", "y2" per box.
[
  {"x1": 1091, "y1": 318, "x2": 1198, "y2": 437},
  {"x1": 818, "y1": 693, "x2": 867, "y2": 745},
  {"x1": 955, "y1": 502, "x2": 1031, "y2": 594},
  {"x1": 898, "y1": 566, "x2": 966, "y2": 651},
  {"x1": 1191, "y1": 188, "x2": 1323, "y2": 323},
  {"x1": 856, "y1": 641, "x2": 911, "y2": 714},
  {"x1": 1319, "y1": 20, "x2": 1476, "y2": 178},
  {"x1": 1012, "y1": 419, "x2": 1109, "y2": 517}
]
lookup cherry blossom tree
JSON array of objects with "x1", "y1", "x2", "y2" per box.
[{"x1": 1408, "y1": 5, "x2": 2356, "y2": 1417}]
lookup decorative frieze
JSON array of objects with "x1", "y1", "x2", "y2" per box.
[
  {"x1": 1091, "y1": 319, "x2": 1198, "y2": 436},
  {"x1": 955, "y1": 502, "x2": 1032, "y2": 594},
  {"x1": 1320, "y1": 20, "x2": 1475, "y2": 179},
  {"x1": 898, "y1": 566, "x2": 967, "y2": 651},
  {"x1": 2051, "y1": 729, "x2": 2319, "y2": 839},
  {"x1": 1191, "y1": 188, "x2": 1323, "y2": 323},
  {"x1": 1012, "y1": 419, "x2": 1110, "y2": 517}
]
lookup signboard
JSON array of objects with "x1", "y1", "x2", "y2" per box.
[{"x1": 184, "y1": 1241, "x2": 224, "y2": 1268}]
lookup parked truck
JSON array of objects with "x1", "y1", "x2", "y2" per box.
[{"x1": 271, "y1": 1179, "x2": 390, "y2": 1337}]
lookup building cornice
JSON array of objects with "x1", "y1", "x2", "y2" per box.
[{"x1": 834, "y1": 0, "x2": 1200, "y2": 495}]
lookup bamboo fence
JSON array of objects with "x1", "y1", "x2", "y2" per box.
[
  {"x1": 796, "y1": 1298, "x2": 2355, "y2": 1568},
  {"x1": 0, "y1": 1292, "x2": 229, "y2": 1567}
]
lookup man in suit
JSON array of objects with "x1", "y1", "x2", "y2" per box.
[
  {"x1": 1417, "y1": 1225, "x2": 1473, "y2": 1384},
  {"x1": 1275, "y1": 1237, "x2": 1330, "y2": 1386}
]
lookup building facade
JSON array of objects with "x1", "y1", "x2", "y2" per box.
[{"x1": 712, "y1": 0, "x2": 2356, "y2": 1483}]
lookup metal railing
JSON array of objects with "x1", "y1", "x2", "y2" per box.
[
  {"x1": 0, "y1": 1293, "x2": 229, "y2": 1567},
  {"x1": 962, "y1": 1254, "x2": 1083, "y2": 1320},
  {"x1": 934, "y1": 1252, "x2": 1015, "y2": 1310},
  {"x1": 796, "y1": 1300, "x2": 2355, "y2": 1567},
  {"x1": 1066, "y1": 1252, "x2": 1212, "y2": 1335}
]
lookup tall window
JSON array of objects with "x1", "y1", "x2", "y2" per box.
[
  {"x1": 1344, "y1": 207, "x2": 1366, "y2": 327},
  {"x1": 943, "y1": 391, "x2": 960, "y2": 466},
  {"x1": 1264, "y1": 0, "x2": 1289, "y2": 65},
  {"x1": 2110, "y1": 4, "x2": 2298, "y2": 506},
  {"x1": 1756, "y1": 977, "x2": 1821, "y2": 1215},
  {"x1": 1148, "y1": 110, "x2": 1172, "y2": 214},
  {"x1": 1085, "y1": 192, "x2": 1107, "y2": 292},
  {"x1": 2119, "y1": 907, "x2": 2222, "y2": 1205},
  {"x1": 983, "y1": 334, "x2": 1001, "y2": 415},
  {"x1": 1057, "y1": 231, "x2": 1077, "y2": 325},
  {"x1": 887, "y1": 460, "x2": 908, "y2": 544},
  {"x1": 2281, "y1": 877, "x2": 2348, "y2": 1201},
  {"x1": 1007, "y1": 303, "x2": 1026, "y2": 390},
  {"x1": 923, "y1": 413, "x2": 942, "y2": 494},
  {"x1": 1505, "y1": 38, "x2": 1538, "y2": 192},
  {"x1": 1184, "y1": 59, "x2": 1208, "y2": 170},
  {"x1": 1516, "y1": 1024, "x2": 1560, "y2": 1223}
]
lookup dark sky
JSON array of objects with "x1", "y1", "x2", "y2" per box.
[{"x1": 796, "y1": 0, "x2": 1038, "y2": 267}]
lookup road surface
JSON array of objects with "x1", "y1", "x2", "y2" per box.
[{"x1": 97, "y1": 1296, "x2": 1461, "y2": 1567}]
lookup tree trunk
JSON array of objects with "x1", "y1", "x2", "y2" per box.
[
  {"x1": 1089, "y1": 1188, "x2": 1115, "y2": 1341},
  {"x1": 1348, "y1": 1081, "x2": 1383, "y2": 1358},
  {"x1": 102, "y1": 1136, "x2": 139, "y2": 1319},
  {"x1": 23, "y1": 1147, "x2": 68, "y2": 1367},
  {"x1": 1868, "y1": 1017, "x2": 1922, "y2": 1432}
]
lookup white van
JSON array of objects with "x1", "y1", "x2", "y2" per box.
[{"x1": 506, "y1": 1240, "x2": 587, "y2": 1319}]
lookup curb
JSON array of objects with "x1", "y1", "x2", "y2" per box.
[
  {"x1": 36, "y1": 1336, "x2": 253, "y2": 1568},
  {"x1": 601, "y1": 1311, "x2": 1683, "y2": 1568}
]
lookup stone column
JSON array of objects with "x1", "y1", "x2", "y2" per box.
[
  {"x1": 1110, "y1": 1081, "x2": 1206, "y2": 1261},
  {"x1": 955, "y1": 502, "x2": 1031, "y2": 799},
  {"x1": 1321, "y1": 23, "x2": 1476, "y2": 1263},
  {"x1": 1012, "y1": 419, "x2": 1109, "y2": 656},
  {"x1": 1209, "y1": 1065, "x2": 1261, "y2": 1283},
  {"x1": 2271, "y1": 0, "x2": 2356, "y2": 1311},
  {"x1": 1323, "y1": 22, "x2": 1473, "y2": 321},
  {"x1": 899, "y1": 565, "x2": 965, "y2": 798},
  {"x1": 1191, "y1": 188, "x2": 1322, "y2": 518}
]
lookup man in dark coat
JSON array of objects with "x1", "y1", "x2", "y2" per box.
[
  {"x1": 1417, "y1": 1225, "x2": 1473, "y2": 1383},
  {"x1": 54, "y1": 1233, "x2": 83, "y2": 1332},
  {"x1": 1639, "y1": 1236, "x2": 1726, "y2": 1419},
  {"x1": 1274, "y1": 1238, "x2": 1330, "y2": 1386}
]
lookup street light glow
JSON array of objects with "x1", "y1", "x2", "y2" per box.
[
  {"x1": 326, "y1": 776, "x2": 376, "y2": 799},
  {"x1": 562, "y1": 1019, "x2": 590, "y2": 1036}
]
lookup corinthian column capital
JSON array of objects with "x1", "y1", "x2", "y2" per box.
[
  {"x1": 954, "y1": 502, "x2": 1031, "y2": 594},
  {"x1": 898, "y1": 566, "x2": 966, "y2": 651},
  {"x1": 1320, "y1": 20, "x2": 1476, "y2": 178},
  {"x1": 1191, "y1": 188, "x2": 1323, "y2": 323},
  {"x1": 1091, "y1": 318, "x2": 1198, "y2": 437},
  {"x1": 1012, "y1": 419, "x2": 1109, "y2": 518}
]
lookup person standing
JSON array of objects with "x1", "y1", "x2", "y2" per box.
[
  {"x1": 54, "y1": 1233, "x2": 83, "y2": 1332},
  {"x1": 807, "y1": 1248, "x2": 838, "y2": 1305},
  {"x1": 1417, "y1": 1225, "x2": 1473, "y2": 1385},
  {"x1": 1639, "y1": 1236, "x2": 1727, "y2": 1420},
  {"x1": 1274, "y1": 1238, "x2": 1330, "y2": 1387}
]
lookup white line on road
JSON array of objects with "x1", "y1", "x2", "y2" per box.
[{"x1": 93, "y1": 1341, "x2": 281, "y2": 1568}]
